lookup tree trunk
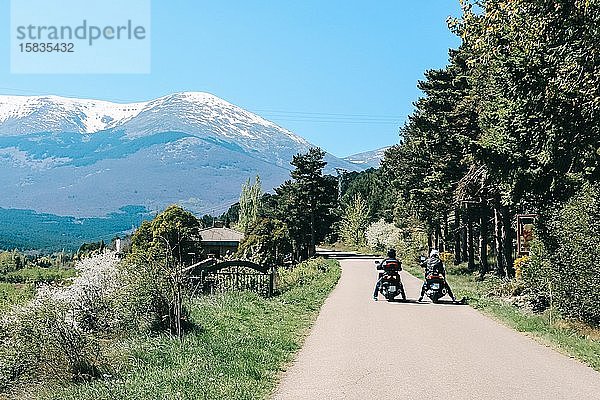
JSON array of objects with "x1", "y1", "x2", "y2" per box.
[
  {"x1": 479, "y1": 203, "x2": 489, "y2": 278},
  {"x1": 501, "y1": 205, "x2": 515, "y2": 277},
  {"x1": 494, "y1": 205, "x2": 505, "y2": 277},
  {"x1": 309, "y1": 211, "x2": 316, "y2": 258},
  {"x1": 454, "y1": 207, "x2": 461, "y2": 265},
  {"x1": 427, "y1": 223, "x2": 433, "y2": 254},
  {"x1": 434, "y1": 223, "x2": 441, "y2": 251},
  {"x1": 443, "y1": 212, "x2": 449, "y2": 253},
  {"x1": 461, "y1": 209, "x2": 468, "y2": 262},
  {"x1": 467, "y1": 210, "x2": 475, "y2": 271}
]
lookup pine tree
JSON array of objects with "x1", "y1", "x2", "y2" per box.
[{"x1": 275, "y1": 148, "x2": 338, "y2": 260}]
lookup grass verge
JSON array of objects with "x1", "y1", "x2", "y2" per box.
[
  {"x1": 22, "y1": 258, "x2": 341, "y2": 400},
  {"x1": 403, "y1": 261, "x2": 600, "y2": 371}
]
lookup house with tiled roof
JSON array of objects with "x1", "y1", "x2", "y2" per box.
[{"x1": 199, "y1": 227, "x2": 244, "y2": 258}]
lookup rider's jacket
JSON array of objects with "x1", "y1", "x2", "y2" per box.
[
  {"x1": 421, "y1": 257, "x2": 445, "y2": 277},
  {"x1": 380, "y1": 258, "x2": 402, "y2": 273}
]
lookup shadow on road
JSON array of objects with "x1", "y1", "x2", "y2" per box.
[
  {"x1": 381, "y1": 298, "x2": 420, "y2": 304},
  {"x1": 316, "y1": 249, "x2": 381, "y2": 260},
  {"x1": 379, "y1": 297, "x2": 468, "y2": 305}
]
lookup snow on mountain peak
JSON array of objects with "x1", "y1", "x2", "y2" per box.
[
  {"x1": 0, "y1": 94, "x2": 146, "y2": 134},
  {"x1": 344, "y1": 146, "x2": 390, "y2": 168},
  {"x1": 0, "y1": 91, "x2": 309, "y2": 146}
]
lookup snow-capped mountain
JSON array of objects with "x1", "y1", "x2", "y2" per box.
[
  {"x1": 0, "y1": 92, "x2": 361, "y2": 219},
  {"x1": 0, "y1": 95, "x2": 147, "y2": 134},
  {"x1": 344, "y1": 146, "x2": 390, "y2": 168},
  {"x1": 0, "y1": 92, "x2": 316, "y2": 167}
]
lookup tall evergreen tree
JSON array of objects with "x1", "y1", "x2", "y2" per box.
[
  {"x1": 340, "y1": 168, "x2": 389, "y2": 222},
  {"x1": 275, "y1": 148, "x2": 338, "y2": 260}
]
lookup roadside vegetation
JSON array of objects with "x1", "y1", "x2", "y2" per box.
[
  {"x1": 0, "y1": 230, "x2": 340, "y2": 399},
  {"x1": 0, "y1": 147, "x2": 342, "y2": 399},
  {"x1": 16, "y1": 259, "x2": 340, "y2": 400}
]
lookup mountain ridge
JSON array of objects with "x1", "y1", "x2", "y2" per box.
[
  {"x1": 0, "y1": 92, "x2": 362, "y2": 219},
  {"x1": 343, "y1": 146, "x2": 389, "y2": 168}
]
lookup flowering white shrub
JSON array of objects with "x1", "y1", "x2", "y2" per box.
[
  {"x1": 366, "y1": 220, "x2": 401, "y2": 251},
  {"x1": 37, "y1": 252, "x2": 119, "y2": 300},
  {"x1": 0, "y1": 252, "x2": 121, "y2": 387},
  {"x1": 36, "y1": 251, "x2": 120, "y2": 331}
]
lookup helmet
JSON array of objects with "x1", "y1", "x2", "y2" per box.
[
  {"x1": 387, "y1": 248, "x2": 397, "y2": 258},
  {"x1": 430, "y1": 249, "x2": 440, "y2": 258}
]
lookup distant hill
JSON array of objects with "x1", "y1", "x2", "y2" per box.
[
  {"x1": 0, "y1": 206, "x2": 150, "y2": 252},
  {"x1": 0, "y1": 92, "x2": 362, "y2": 250},
  {"x1": 343, "y1": 146, "x2": 390, "y2": 168}
]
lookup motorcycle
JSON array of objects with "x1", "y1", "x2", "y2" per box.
[
  {"x1": 375, "y1": 260, "x2": 406, "y2": 301},
  {"x1": 424, "y1": 273, "x2": 448, "y2": 303},
  {"x1": 419, "y1": 255, "x2": 448, "y2": 303}
]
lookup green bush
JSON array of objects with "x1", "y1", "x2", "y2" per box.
[
  {"x1": 116, "y1": 250, "x2": 172, "y2": 334},
  {"x1": 522, "y1": 240, "x2": 555, "y2": 312},
  {"x1": 276, "y1": 258, "x2": 335, "y2": 294},
  {"x1": 0, "y1": 298, "x2": 106, "y2": 392},
  {"x1": 237, "y1": 217, "x2": 292, "y2": 266},
  {"x1": 116, "y1": 249, "x2": 194, "y2": 335},
  {"x1": 526, "y1": 183, "x2": 600, "y2": 324},
  {"x1": 117, "y1": 205, "x2": 201, "y2": 335}
]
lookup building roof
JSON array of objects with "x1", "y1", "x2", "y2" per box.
[{"x1": 199, "y1": 227, "x2": 244, "y2": 243}]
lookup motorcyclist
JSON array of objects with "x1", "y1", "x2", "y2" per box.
[
  {"x1": 373, "y1": 248, "x2": 406, "y2": 301},
  {"x1": 418, "y1": 249, "x2": 456, "y2": 302}
]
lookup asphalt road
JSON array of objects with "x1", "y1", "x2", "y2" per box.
[{"x1": 272, "y1": 257, "x2": 600, "y2": 400}]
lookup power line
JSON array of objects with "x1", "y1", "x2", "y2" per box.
[{"x1": 252, "y1": 108, "x2": 405, "y2": 125}]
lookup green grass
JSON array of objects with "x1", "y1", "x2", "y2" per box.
[
  {"x1": 0, "y1": 282, "x2": 34, "y2": 312},
  {"x1": 26, "y1": 259, "x2": 341, "y2": 400},
  {"x1": 404, "y1": 261, "x2": 600, "y2": 371},
  {"x1": 0, "y1": 267, "x2": 74, "y2": 312},
  {"x1": 1, "y1": 267, "x2": 76, "y2": 284}
]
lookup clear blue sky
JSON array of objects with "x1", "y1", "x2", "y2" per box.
[{"x1": 0, "y1": 0, "x2": 462, "y2": 157}]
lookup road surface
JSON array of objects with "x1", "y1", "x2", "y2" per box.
[{"x1": 272, "y1": 256, "x2": 600, "y2": 400}]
